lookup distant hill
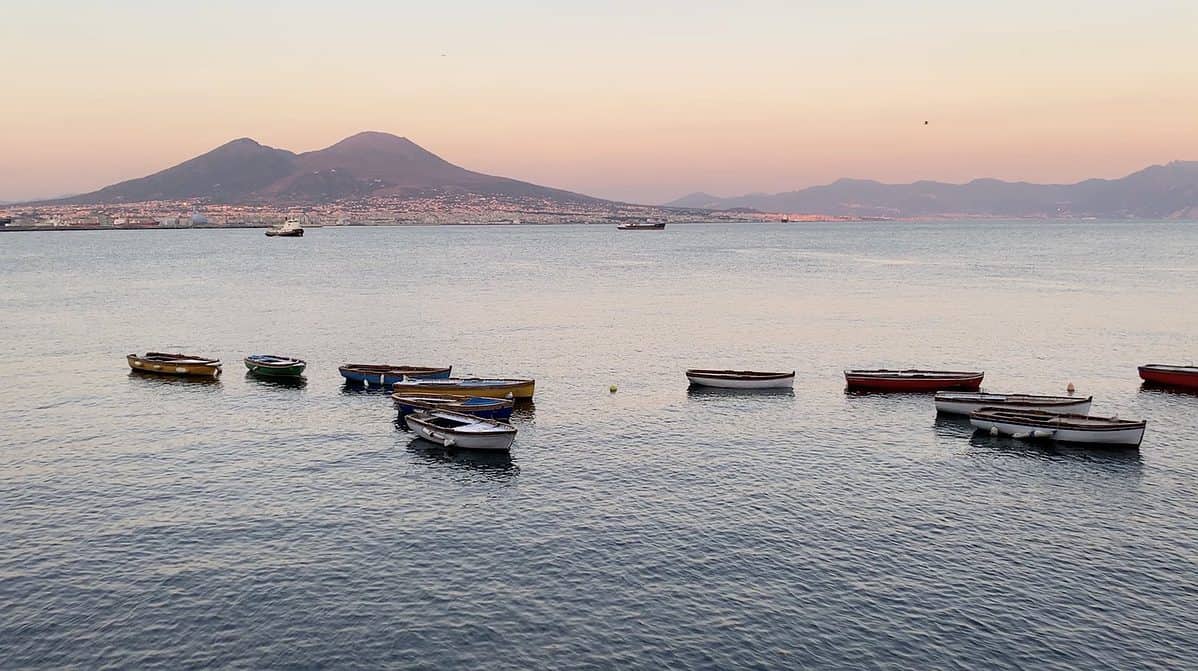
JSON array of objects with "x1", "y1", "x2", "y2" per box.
[
  {"x1": 43, "y1": 132, "x2": 603, "y2": 206},
  {"x1": 668, "y1": 162, "x2": 1198, "y2": 219}
]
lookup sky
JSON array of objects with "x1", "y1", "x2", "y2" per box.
[{"x1": 2, "y1": 0, "x2": 1197, "y2": 204}]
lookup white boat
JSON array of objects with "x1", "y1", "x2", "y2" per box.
[
  {"x1": 970, "y1": 408, "x2": 1146, "y2": 447},
  {"x1": 934, "y1": 392, "x2": 1092, "y2": 416},
  {"x1": 685, "y1": 369, "x2": 795, "y2": 389},
  {"x1": 265, "y1": 219, "x2": 304, "y2": 237},
  {"x1": 405, "y1": 409, "x2": 518, "y2": 451}
]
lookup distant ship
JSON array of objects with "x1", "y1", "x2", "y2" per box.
[
  {"x1": 265, "y1": 219, "x2": 304, "y2": 237},
  {"x1": 618, "y1": 221, "x2": 666, "y2": 232}
]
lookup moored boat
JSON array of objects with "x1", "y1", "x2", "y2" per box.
[
  {"x1": 617, "y1": 221, "x2": 666, "y2": 230},
  {"x1": 265, "y1": 219, "x2": 304, "y2": 237},
  {"x1": 934, "y1": 392, "x2": 1092, "y2": 416},
  {"x1": 390, "y1": 377, "x2": 536, "y2": 399},
  {"x1": 969, "y1": 408, "x2": 1146, "y2": 447},
  {"x1": 244, "y1": 354, "x2": 306, "y2": 378},
  {"x1": 845, "y1": 369, "x2": 983, "y2": 392},
  {"x1": 685, "y1": 369, "x2": 795, "y2": 389},
  {"x1": 128, "y1": 352, "x2": 222, "y2": 377},
  {"x1": 339, "y1": 364, "x2": 452, "y2": 387},
  {"x1": 405, "y1": 409, "x2": 518, "y2": 451},
  {"x1": 1138, "y1": 364, "x2": 1198, "y2": 390},
  {"x1": 393, "y1": 394, "x2": 515, "y2": 420}
]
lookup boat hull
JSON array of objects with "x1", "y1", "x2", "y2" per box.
[
  {"x1": 970, "y1": 416, "x2": 1145, "y2": 447},
  {"x1": 390, "y1": 378, "x2": 535, "y2": 399},
  {"x1": 934, "y1": 393, "x2": 1092, "y2": 416},
  {"x1": 617, "y1": 223, "x2": 666, "y2": 230},
  {"x1": 845, "y1": 370, "x2": 983, "y2": 392},
  {"x1": 339, "y1": 365, "x2": 452, "y2": 387},
  {"x1": 127, "y1": 353, "x2": 222, "y2": 378},
  {"x1": 244, "y1": 357, "x2": 306, "y2": 378},
  {"x1": 1138, "y1": 365, "x2": 1198, "y2": 390},
  {"x1": 970, "y1": 409, "x2": 1146, "y2": 447},
  {"x1": 265, "y1": 229, "x2": 303, "y2": 237},
  {"x1": 405, "y1": 413, "x2": 517, "y2": 451},
  {"x1": 393, "y1": 395, "x2": 514, "y2": 420},
  {"x1": 685, "y1": 370, "x2": 795, "y2": 389}
]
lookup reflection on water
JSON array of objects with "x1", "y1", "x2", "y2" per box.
[
  {"x1": 510, "y1": 399, "x2": 536, "y2": 421},
  {"x1": 685, "y1": 386, "x2": 796, "y2": 399},
  {"x1": 127, "y1": 370, "x2": 222, "y2": 387},
  {"x1": 340, "y1": 381, "x2": 394, "y2": 395},
  {"x1": 932, "y1": 414, "x2": 975, "y2": 439},
  {"x1": 968, "y1": 432, "x2": 1144, "y2": 466},
  {"x1": 403, "y1": 437, "x2": 519, "y2": 478},
  {"x1": 1139, "y1": 381, "x2": 1198, "y2": 397},
  {"x1": 244, "y1": 371, "x2": 308, "y2": 389}
]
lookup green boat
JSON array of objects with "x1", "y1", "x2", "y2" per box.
[{"x1": 244, "y1": 354, "x2": 306, "y2": 378}]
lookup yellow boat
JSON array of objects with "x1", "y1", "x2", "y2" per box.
[
  {"x1": 128, "y1": 352, "x2": 222, "y2": 377},
  {"x1": 389, "y1": 377, "x2": 535, "y2": 399}
]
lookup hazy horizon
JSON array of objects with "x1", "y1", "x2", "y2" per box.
[{"x1": 3, "y1": 0, "x2": 1196, "y2": 204}]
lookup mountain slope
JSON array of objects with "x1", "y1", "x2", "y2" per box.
[
  {"x1": 46, "y1": 132, "x2": 603, "y2": 205},
  {"x1": 55, "y1": 139, "x2": 299, "y2": 204},
  {"x1": 667, "y1": 162, "x2": 1198, "y2": 218}
]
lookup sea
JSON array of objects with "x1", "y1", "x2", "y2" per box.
[{"x1": 1, "y1": 221, "x2": 1195, "y2": 669}]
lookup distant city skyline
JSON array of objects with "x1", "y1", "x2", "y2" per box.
[{"x1": 3, "y1": 0, "x2": 1197, "y2": 204}]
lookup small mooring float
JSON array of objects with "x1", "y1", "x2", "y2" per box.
[
  {"x1": 934, "y1": 392, "x2": 1092, "y2": 416},
  {"x1": 969, "y1": 408, "x2": 1146, "y2": 447},
  {"x1": 405, "y1": 409, "x2": 518, "y2": 451},
  {"x1": 845, "y1": 369, "x2": 984, "y2": 392},
  {"x1": 1138, "y1": 364, "x2": 1198, "y2": 390},
  {"x1": 127, "y1": 352, "x2": 222, "y2": 378},
  {"x1": 685, "y1": 369, "x2": 795, "y2": 389}
]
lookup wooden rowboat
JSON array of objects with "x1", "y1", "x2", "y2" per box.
[
  {"x1": 1138, "y1": 364, "x2": 1198, "y2": 390},
  {"x1": 393, "y1": 395, "x2": 515, "y2": 420},
  {"x1": 970, "y1": 408, "x2": 1146, "y2": 447},
  {"x1": 339, "y1": 364, "x2": 452, "y2": 387},
  {"x1": 934, "y1": 392, "x2": 1092, "y2": 416},
  {"x1": 845, "y1": 369, "x2": 983, "y2": 392},
  {"x1": 390, "y1": 377, "x2": 536, "y2": 399},
  {"x1": 685, "y1": 369, "x2": 795, "y2": 389},
  {"x1": 128, "y1": 352, "x2": 222, "y2": 378},
  {"x1": 406, "y1": 409, "x2": 517, "y2": 451},
  {"x1": 244, "y1": 354, "x2": 306, "y2": 378}
]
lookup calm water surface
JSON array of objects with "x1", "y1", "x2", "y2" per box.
[{"x1": 1, "y1": 221, "x2": 1196, "y2": 669}]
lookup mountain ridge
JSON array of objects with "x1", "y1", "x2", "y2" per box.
[
  {"x1": 667, "y1": 161, "x2": 1198, "y2": 219},
  {"x1": 40, "y1": 132, "x2": 604, "y2": 206}
]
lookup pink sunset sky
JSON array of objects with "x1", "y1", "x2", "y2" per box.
[{"x1": 2, "y1": 0, "x2": 1196, "y2": 204}]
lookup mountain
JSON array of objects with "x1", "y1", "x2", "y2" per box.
[
  {"x1": 666, "y1": 162, "x2": 1198, "y2": 219},
  {"x1": 45, "y1": 132, "x2": 602, "y2": 206}
]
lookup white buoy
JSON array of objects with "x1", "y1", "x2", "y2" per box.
[{"x1": 990, "y1": 426, "x2": 1000, "y2": 436}]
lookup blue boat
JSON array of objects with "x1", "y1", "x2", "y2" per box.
[
  {"x1": 392, "y1": 395, "x2": 515, "y2": 420},
  {"x1": 339, "y1": 363, "x2": 452, "y2": 387}
]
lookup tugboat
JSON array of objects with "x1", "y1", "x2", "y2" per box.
[{"x1": 265, "y1": 219, "x2": 304, "y2": 237}]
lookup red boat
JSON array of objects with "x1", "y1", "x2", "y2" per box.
[
  {"x1": 1138, "y1": 364, "x2": 1198, "y2": 390},
  {"x1": 845, "y1": 369, "x2": 984, "y2": 392}
]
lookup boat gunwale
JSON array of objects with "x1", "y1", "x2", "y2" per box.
[
  {"x1": 970, "y1": 407, "x2": 1146, "y2": 431},
  {"x1": 131, "y1": 352, "x2": 221, "y2": 366},
  {"x1": 846, "y1": 369, "x2": 984, "y2": 380},
  {"x1": 686, "y1": 369, "x2": 796, "y2": 380}
]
